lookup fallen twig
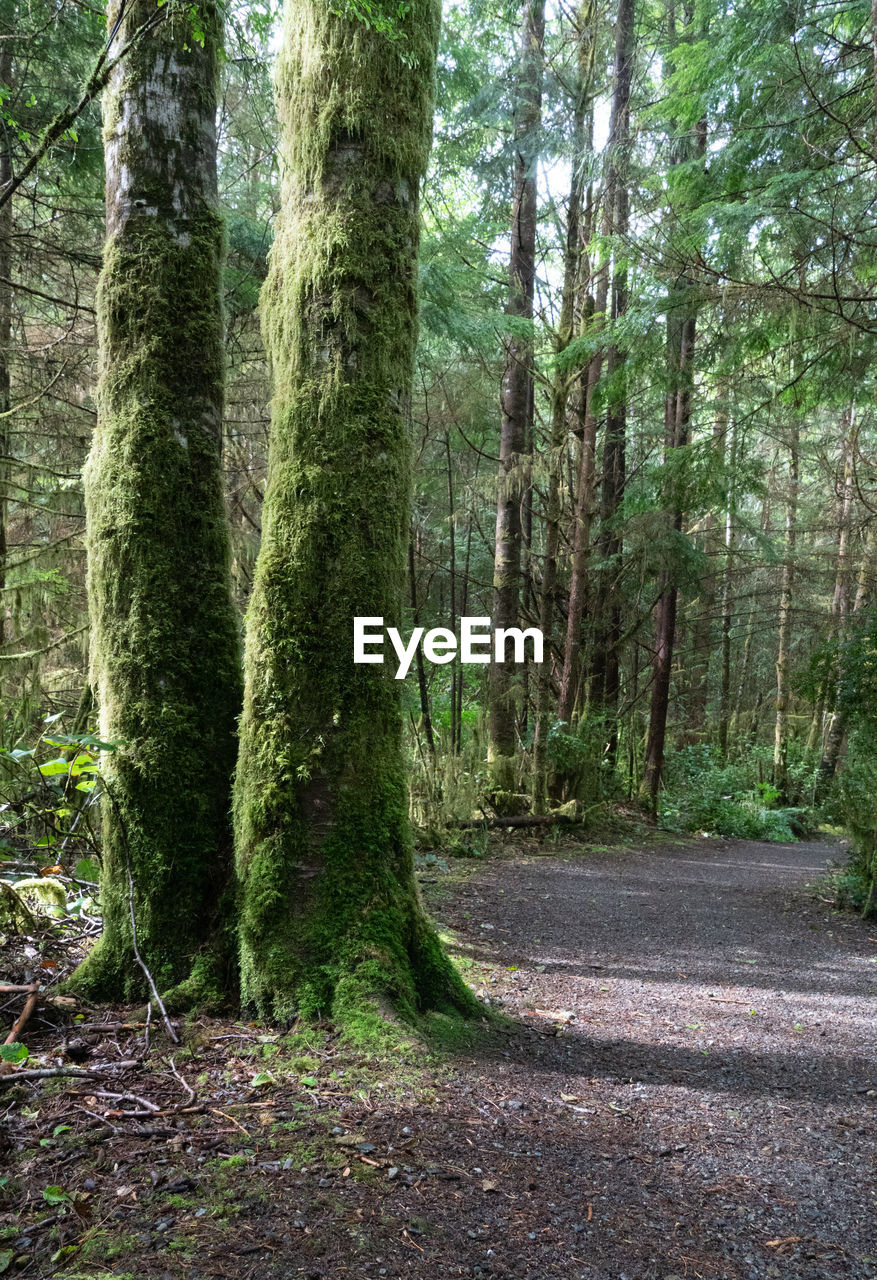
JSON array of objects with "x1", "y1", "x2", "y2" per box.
[
  {"x1": 0, "y1": 1058, "x2": 140, "y2": 1086},
  {"x1": 167, "y1": 1054, "x2": 195, "y2": 1104},
  {"x1": 448, "y1": 813, "x2": 581, "y2": 829},
  {"x1": 4, "y1": 982, "x2": 40, "y2": 1045}
]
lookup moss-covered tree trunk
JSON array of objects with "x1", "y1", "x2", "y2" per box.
[
  {"x1": 233, "y1": 0, "x2": 474, "y2": 1029},
  {"x1": 73, "y1": 0, "x2": 241, "y2": 1002}
]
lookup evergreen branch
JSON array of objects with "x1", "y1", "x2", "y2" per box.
[{"x1": 0, "y1": 1, "x2": 170, "y2": 212}]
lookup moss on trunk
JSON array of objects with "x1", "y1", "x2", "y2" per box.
[
  {"x1": 71, "y1": 0, "x2": 241, "y2": 1003},
  {"x1": 233, "y1": 0, "x2": 475, "y2": 1030}
]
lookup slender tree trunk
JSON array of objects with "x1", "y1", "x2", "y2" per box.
[
  {"x1": 639, "y1": 304, "x2": 696, "y2": 812},
  {"x1": 445, "y1": 433, "x2": 458, "y2": 753},
  {"x1": 773, "y1": 424, "x2": 799, "y2": 798},
  {"x1": 730, "y1": 600, "x2": 755, "y2": 745},
  {"x1": 638, "y1": 0, "x2": 703, "y2": 812},
  {"x1": 408, "y1": 538, "x2": 435, "y2": 764},
  {"x1": 457, "y1": 514, "x2": 472, "y2": 744},
  {"x1": 73, "y1": 0, "x2": 241, "y2": 1003},
  {"x1": 0, "y1": 44, "x2": 11, "y2": 655},
  {"x1": 489, "y1": 0, "x2": 545, "y2": 784},
  {"x1": 690, "y1": 393, "x2": 727, "y2": 733},
  {"x1": 532, "y1": 94, "x2": 586, "y2": 808},
  {"x1": 717, "y1": 414, "x2": 736, "y2": 756},
  {"x1": 233, "y1": 0, "x2": 473, "y2": 1025},
  {"x1": 817, "y1": 512, "x2": 873, "y2": 797},
  {"x1": 808, "y1": 414, "x2": 853, "y2": 753},
  {"x1": 587, "y1": 0, "x2": 634, "y2": 765}
]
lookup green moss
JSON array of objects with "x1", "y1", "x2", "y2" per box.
[
  {"x1": 233, "y1": 0, "x2": 475, "y2": 1030},
  {"x1": 71, "y1": 2, "x2": 241, "y2": 1002}
]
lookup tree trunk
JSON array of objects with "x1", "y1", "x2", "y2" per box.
[
  {"x1": 808, "y1": 414, "x2": 853, "y2": 754},
  {"x1": 717, "y1": 414, "x2": 736, "y2": 756},
  {"x1": 817, "y1": 512, "x2": 873, "y2": 797},
  {"x1": 689, "y1": 393, "x2": 727, "y2": 733},
  {"x1": 233, "y1": 0, "x2": 474, "y2": 1027},
  {"x1": 488, "y1": 0, "x2": 545, "y2": 784},
  {"x1": 74, "y1": 0, "x2": 241, "y2": 1003},
  {"x1": 0, "y1": 43, "x2": 11, "y2": 655},
  {"x1": 773, "y1": 424, "x2": 799, "y2": 798},
  {"x1": 532, "y1": 89, "x2": 587, "y2": 808},
  {"x1": 586, "y1": 0, "x2": 634, "y2": 765},
  {"x1": 639, "y1": 305, "x2": 696, "y2": 812},
  {"x1": 408, "y1": 538, "x2": 435, "y2": 764},
  {"x1": 445, "y1": 433, "x2": 458, "y2": 753},
  {"x1": 638, "y1": 0, "x2": 703, "y2": 813}
]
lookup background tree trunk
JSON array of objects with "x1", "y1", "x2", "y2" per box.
[
  {"x1": 489, "y1": 0, "x2": 545, "y2": 785},
  {"x1": 587, "y1": 0, "x2": 634, "y2": 769},
  {"x1": 0, "y1": 43, "x2": 11, "y2": 654},
  {"x1": 773, "y1": 423, "x2": 799, "y2": 798},
  {"x1": 233, "y1": 0, "x2": 474, "y2": 1027},
  {"x1": 73, "y1": 0, "x2": 241, "y2": 1003}
]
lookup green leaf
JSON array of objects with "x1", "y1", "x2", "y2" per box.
[
  {"x1": 0, "y1": 1043, "x2": 28, "y2": 1065},
  {"x1": 251, "y1": 1071, "x2": 275, "y2": 1087},
  {"x1": 38, "y1": 758, "x2": 70, "y2": 777},
  {"x1": 300, "y1": 1076, "x2": 319, "y2": 1088},
  {"x1": 52, "y1": 1124, "x2": 71, "y2": 1137},
  {"x1": 0, "y1": 1249, "x2": 14, "y2": 1274},
  {"x1": 42, "y1": 1185, "x2": 72, "y2": 1205},
  {"x1": 74, "y1": 858, "x2": 100, "y2": 882}
]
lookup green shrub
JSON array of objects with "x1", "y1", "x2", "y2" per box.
[{"x1": 660, "y1": 745, "x2": 813, "y2": 842}]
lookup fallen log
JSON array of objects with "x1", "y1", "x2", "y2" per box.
[{"x1": 448, "y1": 814, "x2": 582, "y2": 830}]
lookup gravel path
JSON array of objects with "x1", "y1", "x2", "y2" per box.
[
  {"x1": 425, "y1": 835, "x2": 877, "y2": 1279},
  {"x1": 7, "y1": 834, "x2": 876, "y2": 1280}
]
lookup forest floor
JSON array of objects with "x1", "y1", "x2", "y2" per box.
[{"x1": 2, "y1": 829, "x2": 876, "y2": 1280}]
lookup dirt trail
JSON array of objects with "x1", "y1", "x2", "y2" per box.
[
  {"x1": 421, "y1": 835, "x2": 877, "y2": 1279},
  {"x1": 6, "y1": 835, "x2": 877, "y2": 1280}
]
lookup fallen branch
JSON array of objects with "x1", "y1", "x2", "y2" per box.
[
  {"x1": 167, "y1": 1055, "x2": 195, "y2": 1104},
  {"x1": 4, "y1": 983, "x2": 39, "y2": 1044},
  {"x1": 0, "y1": 1059, "x2": 140, "y2": 1086},
  {"x1": 448, "y1": 814, "x2": 582, "y2": 830}
]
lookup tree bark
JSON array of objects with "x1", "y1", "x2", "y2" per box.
[
  {"x1": 689, "y1": 393, "x2": 728, "y2": 733},
  {"x1": 773, "y1": 423, "x2": 799, "y2": 798},
  {"x1": 408, "y1": 537, "x2": 435, "y2": 763},
  {"x1": 808, "y1": 414, "x2": 853, "y2": 753},
  {"x1": 638, "y1": 0, "x2": 703, "y2": 813},
  {"x1": 816, "y1": 506, "x2": 872, "y2": 797},
  {"x1": 639, "y1": 303, "x2": 696, "y2": 812},
  {"x1": 0, "y1": 42, "x2": 11, "y2": 655},
  {"x1": 532, "y1": 86, "x2": 587, "y2": 808},
  {"x1": 445, "y1": 433, "x2": 458, "y2": 753},
  {"x1": 488, "y1": 0, "x2": 545, "y2": 783},
  {"x1": 233, "y1": 0, "x2": 474, "y2": 1026},
  {"x1": 585, "y1": 0, "x2": 634, "y2": 765},
  {"x1": 72, "y1": 0, "x2": 241, "y2": 1004},
  {"x1": 717, "y1": 412, "x2": 736, "y2": 756}
]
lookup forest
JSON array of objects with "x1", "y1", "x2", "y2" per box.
[{"x1": 1, "y1": 0, "x2": 877, "y2": 1276}]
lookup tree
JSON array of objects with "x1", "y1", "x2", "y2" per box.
[
  {"x1": 488, "y1": 0, "x2": 545, "y2": 787},
  {"x1": 233, "y1": 0, "x2": 474, "y2": 1028},
  {"x1": 72, "y1": 0, "x2": 241, "y2": 1002}
]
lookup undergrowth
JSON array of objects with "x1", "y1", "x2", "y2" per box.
[{"x1": 659, "y1": 744, "x2": 816, "y2": 842}]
